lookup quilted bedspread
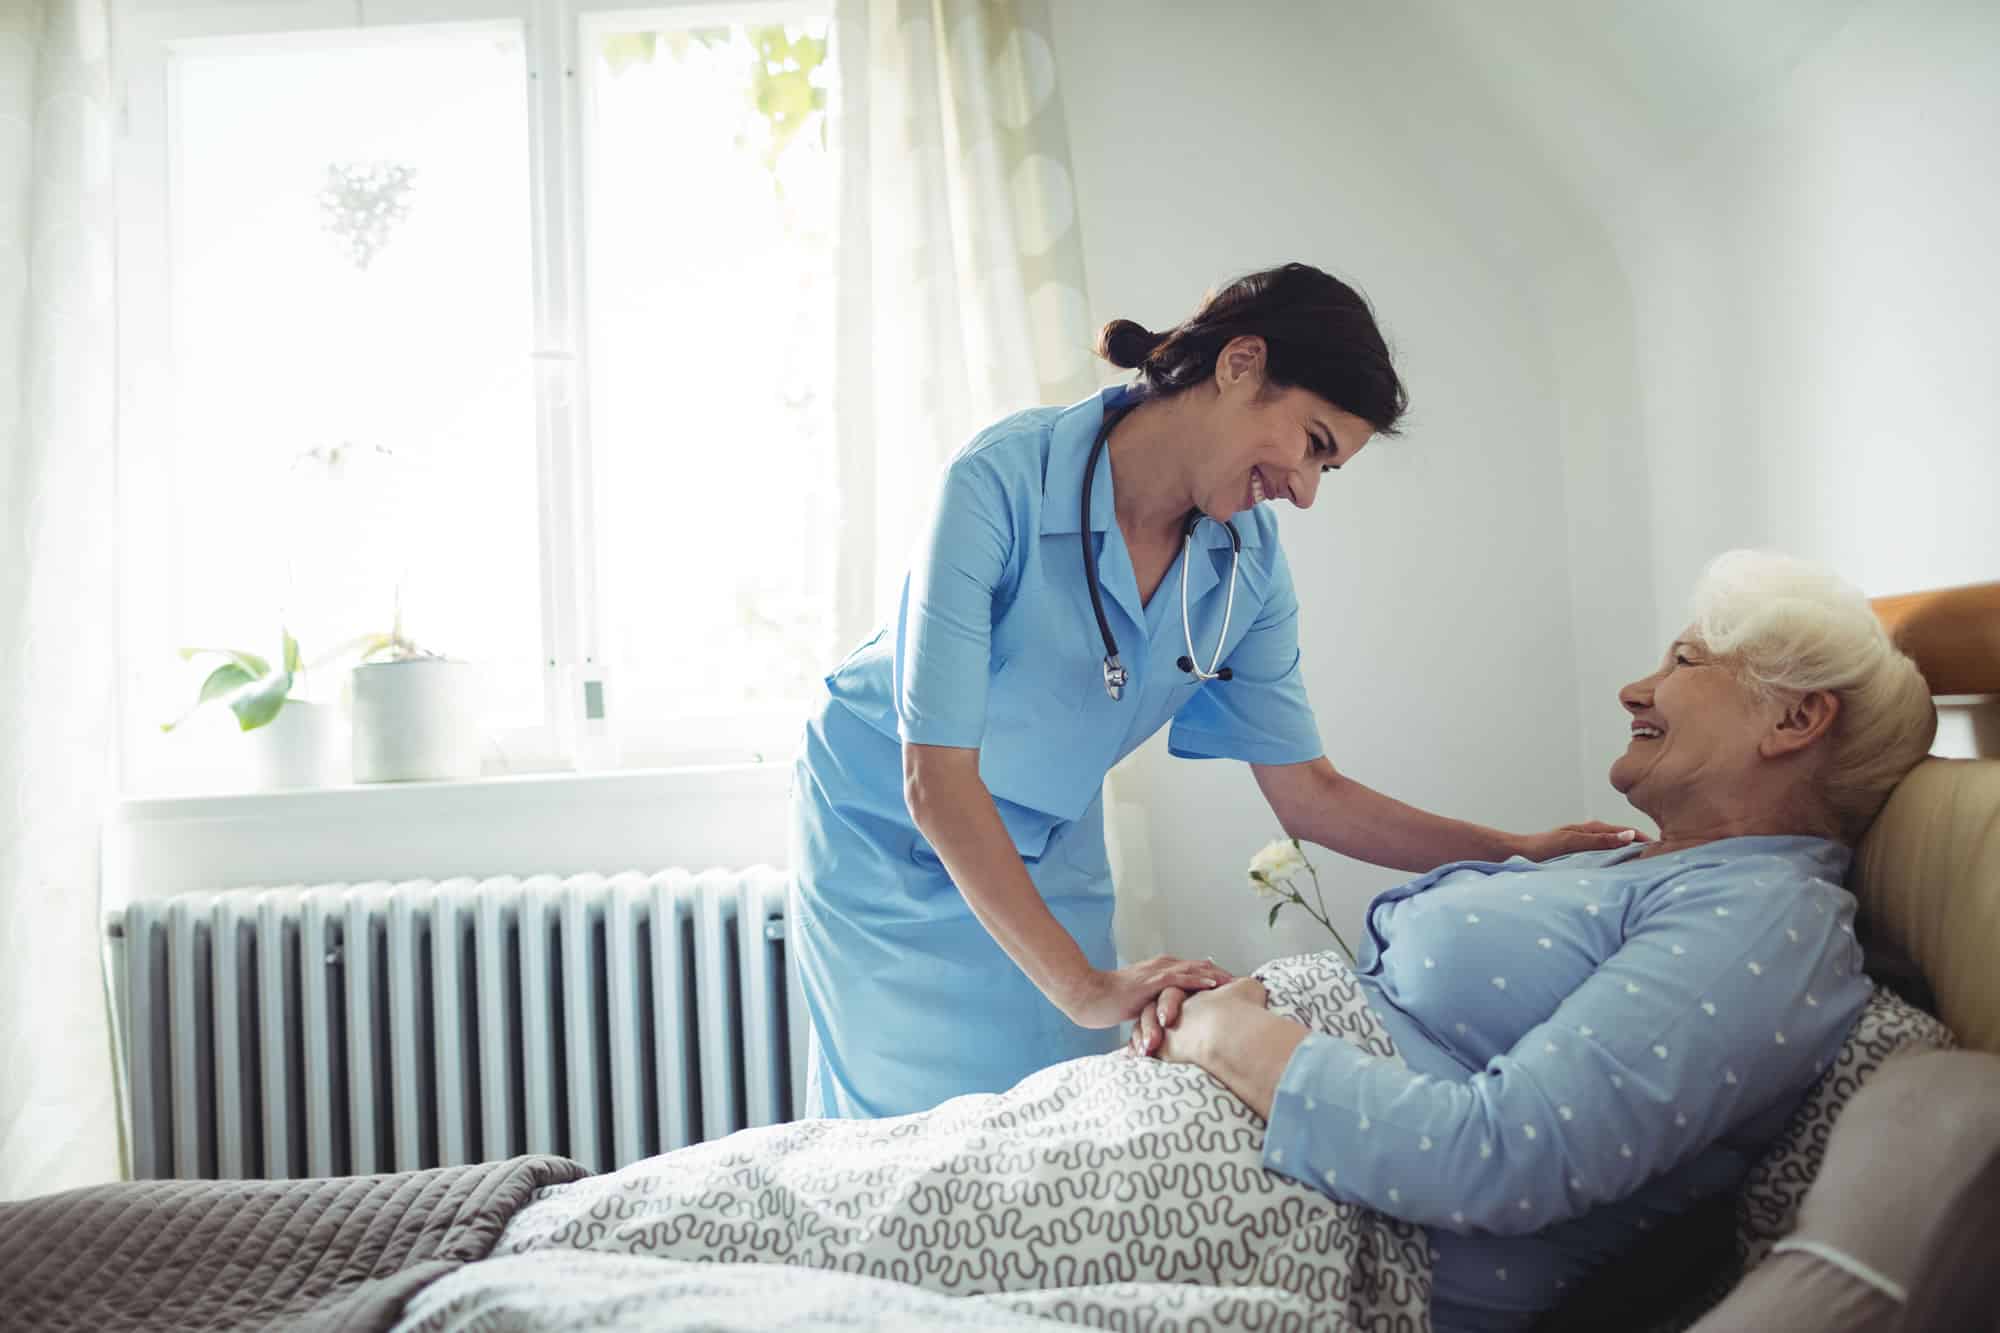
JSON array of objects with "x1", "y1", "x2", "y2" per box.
[{"x1": 0, "y1": 1153, "x2": 587, "y2": 1331}]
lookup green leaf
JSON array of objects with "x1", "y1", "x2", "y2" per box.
[
  {"x1": 230, "y1": 673, "x2": 292, "y2": 731},
  {"x1": 601, "y1": 30, "x2": 658, "y2": 77},
  {"x1": 198, "y1": 663, "x2": 254, "y2": 704},
  {"x1": 1267, "y1": 902, "x2": 1284, "y2": 929},
  {"x1": 282, "y1": 628, "x2": 302, "y2": 676},
  {"x1": 162, "y1": 662, "x2": 257, "y2": 731}
]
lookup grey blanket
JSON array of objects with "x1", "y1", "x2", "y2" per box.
[{"x1": 0, "y1": 1154, "x2": 587, "y2": 1332}]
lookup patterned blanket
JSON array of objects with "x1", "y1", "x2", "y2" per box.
[{"x1": 398, "y1": 950, "x2": 1433, "y2": 1332}]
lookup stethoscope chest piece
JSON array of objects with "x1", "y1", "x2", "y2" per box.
[{"x1": 1102, "y1": 655, "x2": 1128, "y2": 700}]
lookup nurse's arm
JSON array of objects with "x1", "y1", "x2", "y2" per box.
[
  {"x1": 904, "y1": 741, "x2": 1227, "y2": 1026},
  {"x1": 1250, "y1": 757, "x2": 1523, "y2": 872},
  {"x1": 1250, "y1": 758, "x2": 1639, "y2": 873}
]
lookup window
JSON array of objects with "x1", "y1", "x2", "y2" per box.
[
  {"x1": 114, "y1": 1, "x2": 838, "y2": 792},
  {"x1": 582, "y1": 17, "x2": 837, "y2": 761}
]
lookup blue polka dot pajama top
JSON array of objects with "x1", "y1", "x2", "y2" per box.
[{"x1": 1259, "y1": 837, "x2": 1871, "y2": 1332}]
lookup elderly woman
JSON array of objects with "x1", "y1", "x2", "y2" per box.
[{"x1": 1137, "y1": 550, "x2": 1938, "y2": 1332}]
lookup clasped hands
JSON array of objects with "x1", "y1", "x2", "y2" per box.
[{"x1": 1128, "y1": 974, "x2": 1272, "y2": 1066}]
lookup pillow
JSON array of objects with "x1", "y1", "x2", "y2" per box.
[
  {"x1": 1553, "y1": 987, "x2": 1960, "y2": 1333},
  {"x1": 1734, "y1": 984, "x2": 1959, "y2": 1272}
]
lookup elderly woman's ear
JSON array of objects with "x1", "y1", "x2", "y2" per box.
[{"x1": 1762, "y1": 689, "x2": 1840, "y2": 759}]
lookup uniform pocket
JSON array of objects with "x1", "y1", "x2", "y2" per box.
[{"x1": 977, "y1": 655, "x2": 1099, "y2": 837}]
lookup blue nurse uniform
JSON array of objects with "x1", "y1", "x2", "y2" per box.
[{"x1": 789, "y1": 385, "x2": 1326, "y2": 1119}]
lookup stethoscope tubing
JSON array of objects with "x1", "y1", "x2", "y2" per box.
[{"x1": 1079, "y1": 405, "x2": 1240, "y2": 701}]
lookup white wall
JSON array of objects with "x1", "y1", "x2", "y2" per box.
[
  {"x1": 1612, "y1": 0, "x2": 2000, "y2": 614},
  {"x1": 1541, "y1": 0, "x2": 2000, "y2": 769},
  {"x1": 1050, "y1": 1, "x2": 1604, "y2": 973}
]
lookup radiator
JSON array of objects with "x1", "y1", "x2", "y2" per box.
[{"x1": 106, "y1": 866, "x2": 805, "y2": 1180}]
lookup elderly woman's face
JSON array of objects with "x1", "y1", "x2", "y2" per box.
[{"x1": 1609, "y1": 631, "x2": 1771, "y2": 810}]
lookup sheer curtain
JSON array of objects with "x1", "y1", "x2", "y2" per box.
[
  {"x1": 0, "y1": 0, "x2": 123, "y2": 1199},
  {"x1": 830, "y1": 0, "x2": 1164, "y2": 964}
]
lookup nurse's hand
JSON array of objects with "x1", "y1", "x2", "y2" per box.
[
  {"x1": 1514, "y1": 821, "x2": 1651, "y2": 861},
  {"x1": 1131, "y1": 976, "x2": 1269, "y2": 1058},
  {"x1": 1058, "y1": 956, "x2": 1233, "y2": 1030}
]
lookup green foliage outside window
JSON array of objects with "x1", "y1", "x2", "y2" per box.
[{"x1": 600, "y1": 24, "x2": 830, "y2": 171}]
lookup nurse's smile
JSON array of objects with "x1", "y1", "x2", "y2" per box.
[{"x1": 1247, "y1": 467, "x2": 1280, "y2": 508}]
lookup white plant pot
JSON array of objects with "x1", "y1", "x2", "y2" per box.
[
  {"x1": 244, "y1": 699, "x2": 348, "y2": 791},
  {"x1": 351, "y1": 659, "x2": 481, "y2": 783}
]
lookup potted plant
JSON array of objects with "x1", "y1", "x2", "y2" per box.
[
  {"x1": 349, "y1": 629, "x2": 481, "y2": 783},
  {"x1": 163, "y1": 629, "x2": 391, "y2": 791}
]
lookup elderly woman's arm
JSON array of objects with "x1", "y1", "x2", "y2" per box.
[
  {"x1": 1154, "y1": 858, "x2": 1872, "y2": 1234},
  {"x1": 1251, "y1": 758, "x2": 1643, "y2": 873}
]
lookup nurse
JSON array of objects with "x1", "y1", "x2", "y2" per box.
[{"x1": 790, "y1": 262, "x2": 1637, "y2": 1119}]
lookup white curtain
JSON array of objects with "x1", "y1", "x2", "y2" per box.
[
  {"x1": 0, "y1": 0, "x2": 123, "y2": 1199},
  {"x1": 831, "y1": 0, "x2": 1098, "y2": 628},
  {"x1": 830, "y1": 0, "x2": 1164, "y2": 964}
]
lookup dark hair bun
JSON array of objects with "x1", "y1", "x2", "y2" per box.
[
  {"x1": 1093, "y1": 264, "x2": 1407, "y2": 434},
  {"x1": 1095, "y1": 318, "x2": 1164, "y2": 369}
]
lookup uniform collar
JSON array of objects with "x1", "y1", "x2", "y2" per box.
[
  {"x1": 1039, "y1": 385, "x2": 1130, "y2": 537},
  {"x1": 1038, "y1": 383, "x2": 1263, "y2": 548}
]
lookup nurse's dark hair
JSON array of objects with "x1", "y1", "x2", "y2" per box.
[{"x1": 1096, "y1": 262, "x2": 1408, "y2": 434}]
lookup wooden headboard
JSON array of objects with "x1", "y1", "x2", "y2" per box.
[
  {"x1": 1857, "y1": 578, "x2": 2000, "y2": 1053},
  {"x1": 1869, "y1": 580, "x2": 2000, "y2": 696}
]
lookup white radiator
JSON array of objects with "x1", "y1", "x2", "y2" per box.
[{"x1": 106, "y1": 867, "x2": 805, "y2": 1180}]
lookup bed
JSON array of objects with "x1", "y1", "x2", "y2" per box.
[{"x1": 2, "y1": 580, "x2": 1996, "y2": 1332}]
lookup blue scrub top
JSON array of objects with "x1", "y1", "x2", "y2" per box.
[{"x1": 790, "y1": 384, "x2": 1326, "y2": 1117}]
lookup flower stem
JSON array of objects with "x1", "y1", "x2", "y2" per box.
[{"x1": 1300, "y1": 863, "x2": 1355, "y2": 962}]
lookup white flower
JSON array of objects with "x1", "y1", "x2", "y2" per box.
[
  {"x1": 1249, "y1": 838, "x2": 1307, "y2": 893},
  {"x1": 1247, "y1": 834, "x2": 1352, "y2": 961}
]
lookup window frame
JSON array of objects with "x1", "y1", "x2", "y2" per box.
[{"x1": 111, "y1": 0, "x2": 836, "y2": 794}]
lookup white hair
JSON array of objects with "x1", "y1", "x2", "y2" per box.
[{"x1": 1688, "y1": 550, "x2": 1938, "y2": 843}]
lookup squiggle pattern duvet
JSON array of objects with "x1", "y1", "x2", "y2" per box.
[{"x1": 408, "y1": 950, "x2": 1432, "y2": 1332}]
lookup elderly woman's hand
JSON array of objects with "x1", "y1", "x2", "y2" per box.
[
  {"x1": 1131, "y1": 976, "x2": 1270, "y2": 1061},
  {"x1": 1515, "y1": 821, "x2": 1651, "y2": 862},
  {"x1": 1131, "y1": 976, "x2": 1308, "y2": 1118}
]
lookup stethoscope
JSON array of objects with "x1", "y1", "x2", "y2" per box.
[{"x1": 1080, "y1": 406, "x2": 1241, "y2": 701}]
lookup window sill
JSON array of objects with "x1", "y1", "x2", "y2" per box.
[
  {"x1": 114, "y1": 760, "x2": 790, "y2": 823},
  {"x1": 104, "y1": 762, "x2": 795, "y2": 907}
]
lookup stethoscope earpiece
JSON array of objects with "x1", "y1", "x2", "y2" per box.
[{"x1": 1081, "y1": 402, "x2": 1241, "y2": 701}]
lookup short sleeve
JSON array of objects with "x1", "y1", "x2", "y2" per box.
[
  {"x1": 1166, "y1": 539, "x2": 1323, "y2": 765},
  {"x1": 894, "y1": 454, "x2": 1015, "y2": 748}
]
